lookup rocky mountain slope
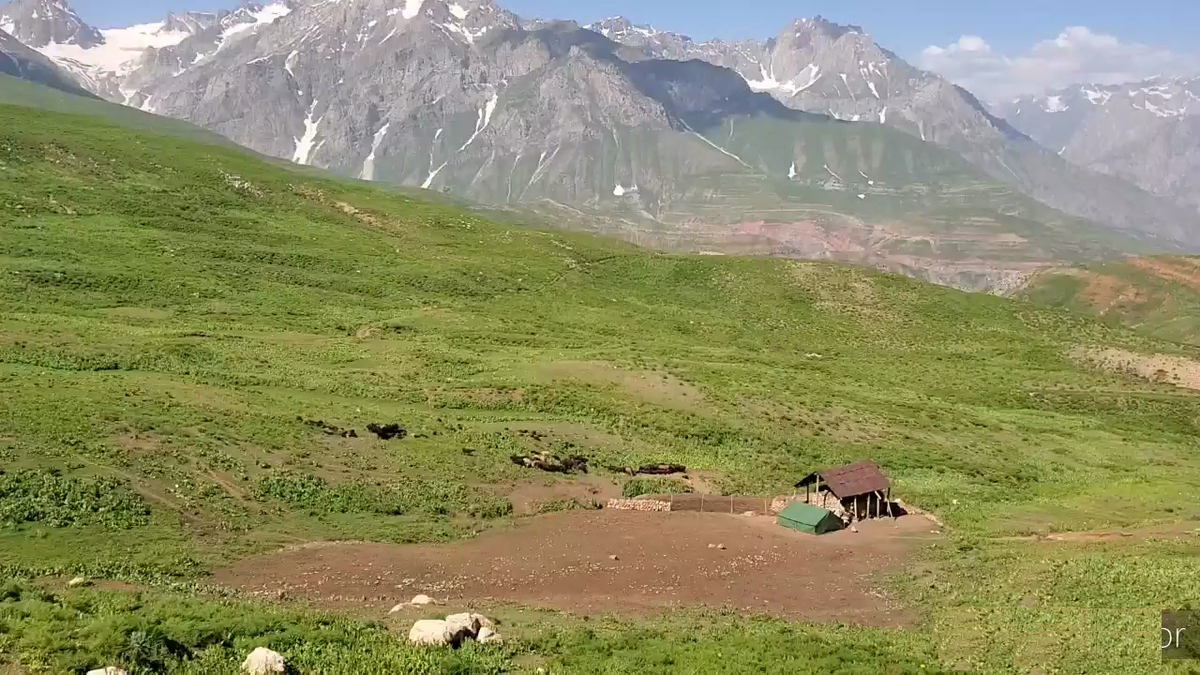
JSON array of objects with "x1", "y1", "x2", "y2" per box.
[
  {"x1": 588, "y1": 16, "x2": 1200, "y2": 244},
  {"x1": 1002, "y1": 77, "x2": 1200, "y2": 214},
  {"x1": 0, "y1": 25, "x2": 90, "y2": 94},
  {"x1": 1013, "y1": 255, "x2": 1200, "y2": 346},
  {"x1": 1, "y1": 0, "x2": 1196, "y2": 291}
]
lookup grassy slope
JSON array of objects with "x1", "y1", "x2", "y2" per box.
[
  {"x1": 1016, "y1": 256, "x2": 1200, "y2": 346},
  {"x1": 1, "y1": 103, "x2": 1200, "y2": 673}
]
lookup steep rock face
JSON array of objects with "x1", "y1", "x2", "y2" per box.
[
  {"x1": 0, "y1": 25, "x2": 91, "y2": 94},
  {"x1": 0, "y1": 0, "x2": 102, "y2": 48},
  {"x1": 1003, "y1": 77, "x2": 1200, "y2": 213}
]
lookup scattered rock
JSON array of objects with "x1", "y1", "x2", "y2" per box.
[
  {"x1": 409, "y1": 619, "x2": 452, "y2": 646},
  {"x1": 608, "y1": 554, "x2": 619, "y2": 561},
  {"x1": 241, "y1": 647, "x2": 285, "y2": 674},
  {"x1": 68, "y1": 576, "x2": 89, "y2": 588},
  {"x1": 850, "y1": 526, "x2": 859, "y2": 533},
  {"x1": 299, "y1": 417, "x2": 356, "y2": 437},
  {"x1": 717, "y1": 543, "x2": 726, "y2": 550},
  {"x1": 477, "y1": 626, "x2": 503, "y2": 644},
  {"x1": 707, "y1": 543, "x2": 716, "y2": 549},
  {"x1": 86, "y1": 668, "x2": 127, "y2": 675},
  {"x1": 605, "y1": 463, "x2": 687, "y2": 476},
  {"x1": 410, "y1": 593, "x2": 433, "y2": 605},
  {"x1": 367, "y1": 423, "x2": 408, "y2": 440},
  {"x1": 743, "y1": 511, "x2": 757, "y2": 517},
  {"x1": 511, "y1": 451, "x2": 588, "y2": 474}
]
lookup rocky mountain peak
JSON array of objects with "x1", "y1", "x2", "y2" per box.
[
  {"x1": 585, "y1": 16, "x2": 663, "y2": 40},
  {"x1": 794, "y1": 15, "x2": 865, "y2": 41},
  {"x1": 161, "y1": 10, "x2": 227, "y2": 36},
  {"x1": 0, "y1": 0, "x2": 102, "y2": 48}
]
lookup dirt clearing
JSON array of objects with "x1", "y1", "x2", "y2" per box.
[
  {"x1": 211, "y1": 510, "x2": 938, "y2": 627},
  {"x1": 1075, "y1": 346, "x2": 1200, "y2": 391},
  {"x1": 538, "y1": 361, "x2": 704, "y2": 410}
]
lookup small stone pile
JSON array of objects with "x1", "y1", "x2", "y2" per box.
[
  {"x1": 769, "y1": 496, "x2": 794, "y2": 515},
  {"x1": 605, "y1": 498, "x2": 672, "y2": 512}
]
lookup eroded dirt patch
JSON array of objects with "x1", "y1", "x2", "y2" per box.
[
  {"x1": 1131, "y1": 257, "x2": 1200, "y2": 291},
  {"x1": 1075, "y1": 346, "x2": 1200, "y2": 391},
  {"x1": 210, "y1": 510, "x2": 938, "y2": 626},
  {"x1": 538, "y1": 361, "x2": 704, "y2": 409},
  {"x1": 507, "y1": 476, "x2": 621, "y2": 515},
  {"x1": 998, "y1": 522, "x2": 1200, "y2": 543}
]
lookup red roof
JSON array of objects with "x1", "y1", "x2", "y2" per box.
[{"x1": 796, "y1": 461, "x2": 889, "y2": 499}]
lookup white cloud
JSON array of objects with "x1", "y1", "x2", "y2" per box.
[{"x1": 920, "y1": 26, "x2": 1200, "y2": 101}]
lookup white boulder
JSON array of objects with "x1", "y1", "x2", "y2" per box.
[
  {"x1": 241, "y1": 647, "x2": 285, "y2": 674},
  {"x1": 477, "y1": 626, "x2": 503, "y2": 644},
  {"x1": 68, "y1": 576, "x2": 89, "y2": 588},
  {"x1": 86, "y1": 668, "x2": 127, "y2": 675},
  {"x1": 410, "y1": 594, "x2": 433, "y2": 605}
]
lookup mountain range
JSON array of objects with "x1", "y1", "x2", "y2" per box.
[
  {"x1": 1, "y1": 0, "x2": 1198, "y2": 291},
  {"x1": 1002, "y1": 77, "x2": 1200, "y2": 215}
]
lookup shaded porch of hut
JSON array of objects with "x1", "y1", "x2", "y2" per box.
[{"x1": 795, "y1": 461, "x2": 897, "y2": 522}]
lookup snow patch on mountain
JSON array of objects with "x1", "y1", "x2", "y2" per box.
[
  {"x1": 458, "y1": 91, "x2": 499, "y2": 151},
  {"x1": 1043, "y1": 95, "x2": 1068, "y2": 113},
  {"x1": 1081, "y1": 87, "x2": 1113, "y2": 106},
  {"x1": 221, "y1": 2, "x2": 290, "y2": 40},
  {"x1": 292, "y1": 100, "x2": 323, "y2": 165},
  {"x1": 399, "y1": 0, "x2": 425, "y2": 20},
  {"x1": 360, "y1": 122, "x2": 391, "y2": 180},
  {"x1": 38, "y1": 22, "x2": 189, "y2": 76},
  {"x1": 745, "y1": 63, "x2": 820, "y2": 96}
]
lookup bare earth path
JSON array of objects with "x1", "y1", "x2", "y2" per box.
[{"x1": 211, "y1": 510, "x2": 939, "y2": 627}]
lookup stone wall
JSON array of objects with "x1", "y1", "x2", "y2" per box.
[{"x1": 606, "y1": 498, "x2": 672, "y2": 512}]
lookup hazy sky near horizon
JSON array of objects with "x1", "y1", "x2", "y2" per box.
[{"x1": 69, "y1": 0, "x2": 1199, "y2": 98}]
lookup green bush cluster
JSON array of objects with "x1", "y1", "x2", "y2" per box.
[
  {"x1": 253, "y1": 472, "x2": 511, "y2": 519},
  {"x1": 0, "y1": 469, "x2": 150, "y2": 529}
]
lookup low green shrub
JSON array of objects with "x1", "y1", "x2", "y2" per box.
[{"x1": 0, "y1": 470, "x2": 150, "y2": 529}]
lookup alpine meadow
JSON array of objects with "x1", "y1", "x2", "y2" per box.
[{"x1": 1, "y1": 0, "x2": 1200, "y2": 673}]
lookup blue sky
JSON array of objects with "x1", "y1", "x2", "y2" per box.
[
  {"x1": 72, "y1": 0, "x2": 1195, "y2": 58},
  {"x1": 71, "y1": 0, "x2": 1197, "y2": 98}
]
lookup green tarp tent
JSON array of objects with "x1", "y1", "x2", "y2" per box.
[{"x1": 777, "y1": 502, "x2": 843, "y2": 535}]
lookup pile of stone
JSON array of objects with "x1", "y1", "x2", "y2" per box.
[
  {"x1": 409, "y1": 612, "x2": 502, "y2": 647},
  {"x1": 605, "y1": 498, "x2": 672, "y2": 512}
]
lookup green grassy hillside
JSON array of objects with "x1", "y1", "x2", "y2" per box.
[
  {"x1": 1015, "y1": 256, "x2": 1200, "y2": 346},
  {"x1": 0, "y1": 73, "x2": 245, "y2": 149},
  {"x1": 2, "y1": 102, "x2": 1200, "y2": 673}
]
